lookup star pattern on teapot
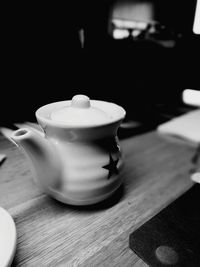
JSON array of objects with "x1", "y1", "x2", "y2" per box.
[{"x1": 103, "y1": 154, "x2": 119, "y2": 179}]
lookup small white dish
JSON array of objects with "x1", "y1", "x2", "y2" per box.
[{"x1": 0, "y1": 207, "x2": 17, "y2": 267}]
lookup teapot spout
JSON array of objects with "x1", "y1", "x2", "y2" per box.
[{"x1": 11, "y1": 128, "x2": 61, "y2": 191}]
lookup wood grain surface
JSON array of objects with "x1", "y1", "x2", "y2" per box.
[{"x1": 0, "y1": 131, "x2": 195, "y2": 266}]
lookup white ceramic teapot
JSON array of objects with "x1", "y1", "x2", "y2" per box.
[{"x1": 11, "y1": 95, "x2": 126, "y2": 205}]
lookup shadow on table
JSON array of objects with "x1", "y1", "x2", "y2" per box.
[{"x1": 47, "y1": 184, "x2": 125, "y2": 212}]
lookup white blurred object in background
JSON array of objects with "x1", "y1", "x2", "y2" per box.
[
  {"x1": 113, "y1": 28, "x2": 129, "y2": 39},
  {"x1": 182, "y1": 89, "x2": 200, "y2": 107},
  {"x1": 193, "y1": 0, "x2": 200, "y2": 34}
]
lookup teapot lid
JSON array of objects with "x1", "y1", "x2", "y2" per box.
[{"x1": 50, "y1": 95, "x2": 112, "y2": 125}]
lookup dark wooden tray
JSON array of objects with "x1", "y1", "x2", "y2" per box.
[{"x1": 129, "y1": 184, "x2": 200, "y2": 266}]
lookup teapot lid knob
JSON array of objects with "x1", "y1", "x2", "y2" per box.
[{"x1": 71, "y1": 95, "x2": 90, "y2": 109}]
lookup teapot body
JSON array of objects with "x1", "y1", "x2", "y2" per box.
[
  {"x1": 12, "y1": 96, "x2": 125, "y2": 205},
  {"x1": 36, "y1": 120, "x2": 124, "y2": 205},
  {"x1": 11, "y1": 97, "x2": 125, "y2": 205}
]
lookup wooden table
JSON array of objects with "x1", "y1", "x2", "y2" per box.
[{"x1": 0, "y1": 131, "x2": 195, "y2": 266}]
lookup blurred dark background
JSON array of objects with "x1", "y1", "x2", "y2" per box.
[{"x1": 1, "y1": 0, "x2": 200, "y2": 130}]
